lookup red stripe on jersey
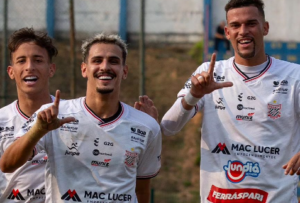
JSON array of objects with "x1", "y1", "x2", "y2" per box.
[{"x1": 137, "y1": 170, "x2": 160, "y2": 179}]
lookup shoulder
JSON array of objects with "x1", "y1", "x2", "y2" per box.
[
  {"x1": 270, "y1": 57, "x2": 300, "y2": 78},
  {"x1": 122, "y1": 103, "x2": 160, "y2": 135},
  {"x1": 0, "y1": 101, "x2": 18, "y2": 122}
]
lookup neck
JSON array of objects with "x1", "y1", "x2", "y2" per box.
[
  {"x1": 85, "y1": 92, "x2": 119, "y2": 119},
  {"x1": 234, "y1": 52, "x2": 267, "y2": 67},
  {"x1": 17, "y1": 91, "x2": 52, "y2": 117}
]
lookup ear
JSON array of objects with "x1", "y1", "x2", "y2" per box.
[
  {"x1": 263, "y1": 21, "x2": 269, "y2": 36},
  {"x1": 122, "y1": 65, "x2": 128, "y2": 80},
  {"x1": 7, "y1": 66, "x2": 15, "y2": 80},
  {"x1": 49, "y1": 63, "x2": 56, "y2": 78},
  {"x1": 81, "y1": 62, "x2": 87, "y2": 78},
  {"x1": 224, "y1": 26, "x2": 230, "y2": 40}
]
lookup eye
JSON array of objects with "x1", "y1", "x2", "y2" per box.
[
  {"x1": 109, "y1": 58, "x2": 120, "y2": 64},
  {"x1": 16, "y1": 59, "x2": 25, "y2": 64}
]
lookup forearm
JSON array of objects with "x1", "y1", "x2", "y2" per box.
[
  {"x1": 136, "y1": 179, "x2": 151, "y2": 203},
  {"x1": 161, "y1": 98, "x2": 195, "y2": 136},
  {"x1": 0, "y1": 125, "x2": 46, "y2": 172}
]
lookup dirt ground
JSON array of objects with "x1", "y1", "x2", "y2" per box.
[{"x1": 1, "y1": 41, "x2": 203, "y2": 203}]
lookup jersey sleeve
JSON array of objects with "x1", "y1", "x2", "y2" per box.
[{"x1": 136, "y1": 128, "x2": 162, "y2": 179}]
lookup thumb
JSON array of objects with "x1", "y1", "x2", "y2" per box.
[
  {"x1": 59, "y1": 117, "x2": 76, "y2": 126},
  {"x1": 134, "y1": 102, "x2": 141, "y2": 110}
]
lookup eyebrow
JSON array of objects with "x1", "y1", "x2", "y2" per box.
[{"x1": 16, "y1": 55, "x2": 44, "y2": 60}]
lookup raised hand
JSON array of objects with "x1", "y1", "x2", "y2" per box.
[
  {"x1": 35, "y1": 90, "x2": 75, "y2": 133},
  {"x1": 134, "y1": 95, "x2": 159, "y2": 122},
  {"x1": 190, "y1": 53, "x2": 233, "y2": 98},
  {"x1": 282, "y1": 152, "x2": 300, "y2": 175}
]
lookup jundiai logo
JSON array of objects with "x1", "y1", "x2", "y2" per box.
[
  {"x1": 223, "y1": 160, "x2": 260, "y2": 183},
  {"x1": 61, "y1": 190, "x2": 81, "y2": 202}
]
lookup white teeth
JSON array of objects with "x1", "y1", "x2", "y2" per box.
[
  {"x1": 25, "y1": 76, "x2": 37, "y2": 80},
  {"x1": 240, "y1": 39, "x2": 251, "y2": 44},
  {"x1": 98, "y1": 76, "x2": 112, "y2": 80}
]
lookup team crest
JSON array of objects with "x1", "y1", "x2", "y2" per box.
[
  {"x1": 267, "y1": 103, "x2": 281, "y2": 119},
  {"x1": 125, "y1": 150, "x2": 138, "y2": 167}
]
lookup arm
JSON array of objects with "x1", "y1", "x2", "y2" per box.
[
  {"x1": 136, "y1": 179, "x2": 151, "y2": 203},
  {"x1": 161, "y1": 54, "x2": 233, "y2": 135},
  {"x1": 0, "y1": 90, "x2": 74, "y2": 172}
]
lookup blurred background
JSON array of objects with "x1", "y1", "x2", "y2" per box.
[{"x1": 0, "y1": 0, "x2": 299, "y2": 202}]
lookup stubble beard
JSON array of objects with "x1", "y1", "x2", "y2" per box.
[
  {"x1": 96, "y1": 87, "x2": 114, "y2": 94},
  {"x1": 237, "y1": 41, "x2": 256, "y2": 59}
]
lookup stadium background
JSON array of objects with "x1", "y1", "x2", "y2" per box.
[{"x1": 0, "y1": 0, "x2": 299, "y2": 202}]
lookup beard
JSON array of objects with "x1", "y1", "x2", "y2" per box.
[
  {"x1": 96, "y1": 87, "x2": 114, "y2": 94},
  {"x1": 237, "y1": 41, "x2": 256, "y2": 59}
]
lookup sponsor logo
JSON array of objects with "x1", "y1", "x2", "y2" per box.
[
  {"x1": 60, "y1": 118, "x2": 79, "y2": 132},
  {"x1": 84, "y1": 191, "x2": 132, "y2": 201},
  {"x1": 21, "y1": 114, "x2": 36, "y2": 130},
  {"x1": 215, "y1": 98, "x2": 225, "y2": 110},
  {"x1": 247, "y1": 96, "x2": 256, "y2": 100},
  {"x1": 27, "y1": 188, "x2": 45, "y2": 200},
  {"x1": 7, "y1": 189, "x2": 25, "y2": 200},
  {"x1": 182, "y1": 78, "x2": 192, "y2": 89},
  {"x1": 231, "y1": 144, "x2": 279, "y2": 155},
  {"x1": 61, "y1": 190, "x2": 81, "y2": 202},
  {"x1": 268, "y1": 102, "x2": 281, "y2": 119},
  {"x1": 273, "y1": 87, "x2": 288, "y2": 94},
  {"x1": 104, "y1": 141, "x2": 113, "y2": 146},
  {"x1": 214, "y1": 73, "x2": 225, "y2": 82},
  {"x1": 236, "y1": 113, "x2": 254, "y2": 121},
  {"x1": 0, "y1": 126, "x2": 14, "y2": 133},
  {"x1": 207, "y1": 185, "x2": 268, "y2": 203},
  {"x1": 65, "y1": 143, "x2": 80, "y2": 156},
  {"x1": 131, "y1": 127, "x2": 146, "y2": 137},
  {"x1": 211, "y1": 143, "x2": 230, "y2": 155},
  {"x1": 31, "y1": 156, "x2": 48, "y2": 165},
  {"x1": 91, "y1": 159, "x2": 111, "y2": 167},
  {"x1": 125, "y1": 149, "x2": 138, "y2": 168},
  {"x1": 238, "y1": 93, "x2": 243, "y2": 102},
  {"x1": 62, "y1": 117, "x2": 79, "y2": 125},
  {"x1": 131, "y1": 135, "x2": 145, "y2": 145},
  {"x1": 94, "y1": 138, "x2": 99, "y2": 146},
  {"x1": 223, "y1": 160, "x2": 260, "y2": 183},
  {"x1": 92, "y1": 149, "x2": 112, "y2": 156},
  {"x1": 273, "y1": 80, "x2": 288, "y2": 87},
  {"x1": 237, "y1": 104, "x2": 255, "y2": 111}
]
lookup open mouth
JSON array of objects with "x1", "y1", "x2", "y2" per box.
[
  {"x1": 24, "y1": 76, "x2": 38, "y2": 83},
  {"x1": 238, "y1": 38, "x2": 253, "y2": 45},
  {"x1": 95, "y1": 72, "x2": 116, "y2": 81}
]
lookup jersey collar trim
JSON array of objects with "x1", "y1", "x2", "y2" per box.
[
  {"x1": 16, "y1": 101, "x2": 29, "y2": 120},
  {"x1": 233, "y1": 55, "x2": 272, "y2": 82},
  {"x1": 83, "y1": 99, "x2": 124, "y2": 127}
]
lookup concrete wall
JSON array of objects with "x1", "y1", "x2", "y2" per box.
[
  {"x1": 211, "y1": 0, "x2": 300, "y2": 42},
  {"x1": 0, "y1": 0, "x2": 299, "y2": 43}
]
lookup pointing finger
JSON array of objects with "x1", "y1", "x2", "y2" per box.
[
  {"x1": 208, "y1": 53, "x2": 216, "y2": 77},
  {"x1": 54, "y1": 90, "x2": 60, "y2": 108}
]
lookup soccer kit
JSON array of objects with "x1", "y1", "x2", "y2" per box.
[
  {"x1": 0, "y1": 96, "x2": 54, "y2": 203},
  {"x1": 161, "y1": 56, "x2": 300, "y2": 203},
  {"x1": 17, "y1": 97, "x2": 161, "y2": 203}
]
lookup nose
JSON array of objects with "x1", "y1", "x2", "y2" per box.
[
  {"x1": 100, "y1": 59, "x2": 111, "y2": 71},
  {"x1": 239, "y1": 24, "x2": 249, "y2": 36},
  {"x1": 25, "y1": 59, "x2": 35, "y2": 72}
]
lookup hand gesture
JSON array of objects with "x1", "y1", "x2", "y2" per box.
[
  {"x1": 134, "y1": 95, "x2": 159, "y2": 122},
  {"x1": 190, "y1": 53, "x2": 233, "y2": 98},
  {"x1": 282, "y1": 152, "x2": 300, "y2": 175},
  {"x1": 35, "y1": 90, "x2": 75, "y2": 134}
]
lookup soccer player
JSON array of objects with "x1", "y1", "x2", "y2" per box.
[
  {"x1": 160, "y1": 0, "x2": 300, "y2": 202},
  {"x1": 0, "y1": 33, "x2": 161, "y2": 203},
  {"x1": 0, "y1": 27, "x2": 57, "y2": 203}
]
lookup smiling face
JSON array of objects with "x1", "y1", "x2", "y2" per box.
[
  {"x1": 7, "y1": 42, "x2": 56, "y2": 98},
  {"x1": 81, "y1": 43, "x2": 128, "y2": 98},
  {"x1": 225, "y1": 6, "x2": 269, "y2": 65}
]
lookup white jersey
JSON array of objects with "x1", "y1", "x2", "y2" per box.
[
  {"x1": 17, "y1": 97, "x2": 161, "y2": 203},
  {"x1": 0, "y1": 96, "x2": 54, "y2": 203},
  {"x1": 163, "y1": 56, "x2": 300, "y2": 203}
]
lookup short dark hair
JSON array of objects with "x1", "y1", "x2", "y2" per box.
[
  {"x1": 81, "y1": 33, "x2": 128, "y2": 65},
  {"x1": 225, "y1": 0, "x2": 265, "y2": 20},
  {"x1": 8, "y1": 27, "x2": 58, "y2": 63}
]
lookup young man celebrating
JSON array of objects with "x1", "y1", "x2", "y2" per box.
[
  {"x1": 0, "y1": 27, "x2": 57, "y2": 203},
  {"x1": 0, "y1": 33, "x2": 161, "y2": 203},
  {"x1": 161, "y1": 0, "x2": 300, "y2": 202}
]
